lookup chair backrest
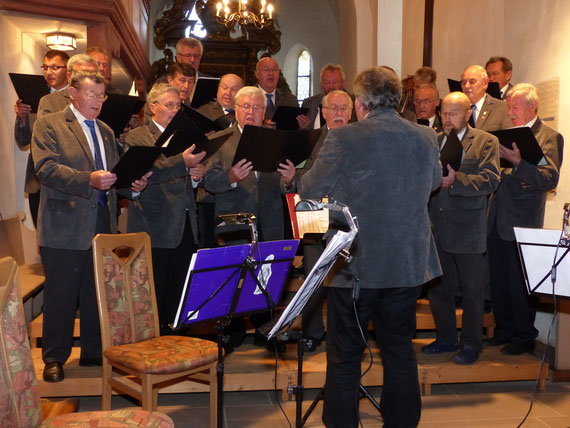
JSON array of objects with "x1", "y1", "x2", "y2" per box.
[
  {"x1": 0, "y1": 257, "x2": 41, "y2": 428},
  {"x1": 92, "y1": 233, "x2": 160, "y2": 350}
]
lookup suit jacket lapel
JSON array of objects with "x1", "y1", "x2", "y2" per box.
[
  {"x1": 65, "y1": 107, "x2": 97, "y2": 170},
  {"x1": 461, "y1": 127, "x2": 474, "y2": 153},
  {"x1": 476, "y1": 94, "x2": 492, "y2": 128}
]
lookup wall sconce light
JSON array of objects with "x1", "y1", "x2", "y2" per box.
[{"x1": 46, "y1": 33, "x2": 77, "y2": 51}]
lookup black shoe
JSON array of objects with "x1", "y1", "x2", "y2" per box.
[
  {"x1": 304, "y1": 337, "x2": 322, "y2": 352},
  {"x1": 483, "y1": 335, "x2": 511, "y2": 346},
  {"x1": 43, "y1": 362, "x2": 64, "y2": 382},
  {"x1": 452, "y1": 346, "x2": 479, "y2": 365},
  {"x1": 79, "y1": 357, "x2": 102, "y2": 367},
  {"x1": 421, "y1": 339, "x2": 459, "y2": 354},
  {"x1": 254, "y1": 333, "x2": 286, "y2": 353},
  {"x1": 501, "y1": 342, "x2": 535, "y2": 355}
]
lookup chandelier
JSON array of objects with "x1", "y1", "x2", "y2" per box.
[{"x1": 215, "y1": 0, "x2": 274, "y2": 29}]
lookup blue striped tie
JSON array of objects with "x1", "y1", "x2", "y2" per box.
[{"x1": 84, "y1": 119, "x2": 107, "y2": 206}]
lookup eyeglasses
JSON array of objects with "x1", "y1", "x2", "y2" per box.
[
  {"x1": 41, "y1": 65, "x2": 66, "y2": 71},
  {"x1": 236, "y1": 103, "x2": 264, "y2": 112},
  {"x1": 323, "y1": 104, "x2": 350, "y2": 111},
  {"x1": 413, "y1": 98, "x2": 438, "y2": 106},
  {"x1": 177, "y1": 53, "x2": 201, "y2": 59},
  {"x1": 80, "y1": 91, "x2": 108, "y2": 102},
  {"x1": 153, "y1": 101, "x2": 181, "y2": 111}
]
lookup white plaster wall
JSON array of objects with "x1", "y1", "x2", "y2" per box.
[
  {"x1": 377, "y1": 0, "x2": 402, "y2": 76},
  {"x1": 401, "y1": 0, "x2": 424, "y2": 79}
]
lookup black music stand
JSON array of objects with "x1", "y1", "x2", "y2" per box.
[{"x1": 172, "y1": 215, "x2": 299, "y2": 428}]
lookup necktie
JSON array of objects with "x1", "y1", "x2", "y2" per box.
[
  {"x1": 469, "y1": 104, "x2": 477, "y2": 128},
  {"x1": 318, "y1": 104, "x2": 325, "y2": 128},
  {"x1": 266, "y1": 93, "x2": 275, "y2": 116},
  {"x1": 84, "y1": 119, "x2": 107, "y2": 206}
]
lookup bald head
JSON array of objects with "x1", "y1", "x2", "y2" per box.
[
  {"x1": 461, "y1": 65, "x2": 489, "y2": 104},
  {"x1": 255, "y1": 57, "x2": 280, "y2": 93},
  {"x1": 217, "y1": 73, "x2": 244, "y2": 109},
  {"x1": 441, "y1": 91, "x2": 472, "y2": 135}
]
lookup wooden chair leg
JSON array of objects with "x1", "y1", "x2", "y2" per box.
[
  {"x1": 101, "y1": 362, "x2": 112, "y2": 411},
  {"x1": 152, "y1": 388, "x2": 159, "y2": 410},
  {"x1": 209, "y1": 366, "x2": 218, "y2": 428},
  {"x1": 141, "y1": 375, "x2": 154, "y2": 411}
]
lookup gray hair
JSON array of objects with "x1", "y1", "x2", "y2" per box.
[
  {"x1": 414, "y1": 83, "x2": 439, "y2": 99},
  {"x1": 507, "y1": 83, "x2": 539, "y2": 110},
  {"x1": 320, "y1": 63, "x2": 346, "y2": 82},
  {"x1": 68, "y1": 54, "x2": 99, "y2": 73},
  {"x1": 148, "y1": 83, "x2": 179, "y2": 104},
  {"x1": 322, "y1": 90, "x2": 353, "y2": 110},
  {"x1": 353, "y1": 66, "x2": 401, "y2": 110},
  {"x1": 414, "y1": 66, "x2": 437, "y2": 84},
  {"x1": 70, "y1": 70, "x2": 105, "y2": 88},
  {"x1": 176, "y1": 37, "x2": 203, "y2": 55},
  {"x1": 234, "y1": 86, "x2": 267, "y2": 108}
]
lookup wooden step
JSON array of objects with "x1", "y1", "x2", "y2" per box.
[
  {"x1": 33, "y1": 338, "x2": 547, "y2": 399},
  {"x1": 19, "y1": 263, "x2": 44, "y2": 300}
]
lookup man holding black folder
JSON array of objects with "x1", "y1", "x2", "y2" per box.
[
  {"x1": 424, "y1": 92, "x2": 500, "y2": 365},
  {"x1": 486, "y1": 83, "x2": 564, "y2": 355},
  {"x1": 14, "y1": 49, "x2": 70, "y2": 227},
  {"x1": 32, "y1": 71, "x2": 150, "y2": 383},
  {"x1": 126, "y1": 83, "x2": 205, "y2": 334}
]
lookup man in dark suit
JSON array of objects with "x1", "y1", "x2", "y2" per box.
[
  {"x1": 298, "y1": 67, "x2": 442, "y2": 428},
  {"x1": 14, "y1": 49, "x2": 70, "y2": 227},
  {"x1": 301, "y1": 63, "x2": 356, "y2": 129},
  {"x1": 255, "y1": 57, "x2": 310, "y2": 128},
  {"x1": 486, "y1": 83, "x2": 564, "y2": 355},
  {"x1": 125, "y1": 83, "x2": 206, "y2": 333},
  {"x1": 37, "y1": 54, "x2": 99, "y2": 118},
  {"x1": 486, "y1": 56, "x2": 514, "y2": 100},
  {"x1": 423, "y1": 92, "x2": 500, "y2": 365},
  {"x1": 204, "y1": 86, "x2": 294, "y2": 351},
  {"x1": 461, "y1": 65, "x2": 513, "y2": 131},
  {"x1": 32, "y1": 71, "x2": 149, "y2": 382},
  {"x1": 413, "y1": 83, "x2": 442, "y2": 133}
]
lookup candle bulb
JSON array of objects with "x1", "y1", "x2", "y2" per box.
[
  {"x1": 216, "y1": 2, "x2": 222, "y2": 16},
  {"x1": 268, "y1": 4, "x2": 273, "y2": 19}
]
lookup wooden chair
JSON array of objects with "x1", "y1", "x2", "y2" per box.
[
  {"x1": 92, "y1": 232, "x2": 218, "y2": 427},
  {"x1": 0, "y1": 256, "x2": 174, "y2": 427}
]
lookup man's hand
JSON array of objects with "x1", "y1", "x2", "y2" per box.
[
  {"x1": 190, "y1": 164, "x2": 205, "y2": 181},
  {"x1": 499, "y1": 142, "x2": 522, "y2": 167},
  {"x1": 441, "y1": 165, "x2": 456, "y2": 188},
  {"x1": 263, "y1": 119, "x2": 277, "y2": 129},
  {"x1": 183, "y1": 144, "x2": 206, "y2": 168},
  {"x1": 14, "y1": 99, "x2": 31, "y2": 125},
  {"x1": 296, "y1": 114, "x2": 311, "y2": 129},
  {"x1": 90, "y1": 170, "x2": 117, "y2": 190},
  {"x1": 278, "y1": 159, "x2": 296, "y2": 186},
  {"x1": 228, "y1": 159, "x2": 253, "y2": 183},
  {"x1": 118, "y1": 127, "x2": 129, "y2": 146},
  {"x1": 131, "y1": 171, "x2": 153, "y2": 192}
]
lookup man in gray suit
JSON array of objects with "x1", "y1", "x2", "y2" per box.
[
  {"x1": 197, "y1": 73, "x2": 244, "y2": 121},
  {"x1": 37, "y1": 54, "x2": 99, "y2": 118},
  {"x1": 461, "y1": 65, "x2": 512, "y2": 131},
  {"x1": 423, "y1": 92, "x2": 500, "y2": 365},
  {"x1": 413, "y1": 83, "x2": 442, "y2": 133},
  {"x1": 486, "y1": 56, "x2": 514, "y2": 100},
  {"x1": 14, "y1": 49, "x2": 69, "y2": 227},
  {"x1": 486, "y1": 83, "x2": 564, "y2": 355},
  {"x1": 126, "y1": 83, "x2": 205, "y2": 333},
  {"x1": 32, "y1": 71, "x2": 149, "y2": 382},
  {"x1": 301, "y1": 63, "x2": 356, "y2": 129},
  {"x1": 255, "y1": 57, "x2": 310, "y2": 128},
  {"x1": 298, "y1": 67, "x2": 442, "y2": 428}
]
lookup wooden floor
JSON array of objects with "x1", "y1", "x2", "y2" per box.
[{"x1": 34, "y1": 338, "x2": 547, "y2": 399}]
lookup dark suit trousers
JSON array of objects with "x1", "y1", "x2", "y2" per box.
[
  {"x1": 323, "y1": 286, "x2": 422, "y2": 428},
  {"x1": 427, "y1": 244, "x2": 485, "y2": 351},
  {"x1": 152, "y1": 214, "x2": 197, "y2": 331},
  {"x1": 488, "y1": 223, "x2": 538, "y2": 344},
  {"x1": 301, "y1": 239, "x2": 326, "y2": 339},
  {"x1": 41, "y1": 205, "x2": 110, "y2": 364}
]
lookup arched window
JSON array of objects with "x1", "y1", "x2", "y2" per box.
[{"x1": 297, "y1": 50, "x2": 311, "y2": 106}]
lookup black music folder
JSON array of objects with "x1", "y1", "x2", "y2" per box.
[
  {"x1": 447, "y1": 78, "x2": 502, "y2": 99},
  {"x1": 490, "y1": 127, "x2": 545, "y2": 168},
  {"x1": 182, "y1": 104, "x2": 234, "y2": 133},
  {"x1": 111, "y1": 146, "x2": 161, "y2": 189},
  {"x1": 191, "y1": 76, "x2": 220, "y2": 109},
  {"x1": 271, "y1": 106, "x2": 309, "y2": 131},
  {"x1": 9, "y1": 73, "x2": 50, "y2": 113},
  {"x1": 99, "y1": 93, "x2": 145, "y2": 138},
  {"x1": 232, "y1": 125, "x2": 322, "y2": 172},
  {"x1": 439, "y1": 129, "x2": 462, "y2": 176}
]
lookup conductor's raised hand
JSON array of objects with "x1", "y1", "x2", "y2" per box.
[
  {"x1": 228, "y1": 159, "x2": 253, "y2": 183},
  {"x1": 183, "y1": 144, "x2": 206, "y2": 168},
  {"x1": 278, "y1": 159, "x2": 296, "y2": 186},
  {"x1": 131, "y1": 171, "x2": 153, "y2": 193},
  {"x1": 90, "y1": 170, "x2": 117, "y2": 190}
]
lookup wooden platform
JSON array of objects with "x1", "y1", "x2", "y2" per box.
[{"x1": 34, "y1": 338, "x2": 547, "y2": 400}]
